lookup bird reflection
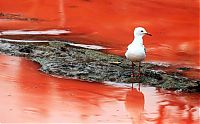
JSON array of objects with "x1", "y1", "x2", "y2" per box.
[{"x1": 125, "y1": 84, "x2": 145, "y2": 124}]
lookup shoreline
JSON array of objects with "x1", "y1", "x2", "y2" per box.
[{"x1": 0, "y1": 38, "x2": 199, "y2": 92}]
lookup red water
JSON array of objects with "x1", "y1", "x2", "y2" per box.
[
  {"x1": 0, "y1": 54, "x2": 199, "y2": 123},
  {"x1": 0, "y1": 1, "x2": 200, "y2": 123},
  {"x1": 0, "y1": 0, "x2": 199, "y2": 66}
]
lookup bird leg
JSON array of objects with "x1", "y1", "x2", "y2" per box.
[
  {"x1": 138, "y1": 82, "x2": 141, "y2": 91},
  {"x1": 137, "y1": 62, "x2": 142, "y2": 89},
  {"x1": 132, "y1": 62, "x2": 135, "y2": 77},
  {"x1": 131, "y1": 62, "x2": 134, "y2": 89},
  {"x1": 138, "y1": 62, "x2": 141, "y2": 78}
]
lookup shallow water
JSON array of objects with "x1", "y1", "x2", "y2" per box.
[
  {"x1": 0, "y1": 1, "x2": 199, "y2": 123},
  {"x1": 0, "y1": 54, "x2": 199, "y2": 123},
  {"x1": 0, "y1": 0, "x2": 199, "y2": 66}
]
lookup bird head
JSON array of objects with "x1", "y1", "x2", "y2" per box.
[{"x1": 134, "y1": 27, "x2": 152, "y2": 37}]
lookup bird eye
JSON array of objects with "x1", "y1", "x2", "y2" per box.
[{"x1": 141, "y1": 30, "x2": 143, "y2": 32}]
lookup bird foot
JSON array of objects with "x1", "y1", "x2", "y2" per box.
[{"x1": 130, "y1": 77, "x2": 141, "y2": 83}]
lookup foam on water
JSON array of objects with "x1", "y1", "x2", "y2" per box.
[
  {"x1": 0, "y1": 29, "x2": 70, "y2": 35},
  {"x1": 0, "y1": 38, "x2": 107, "y2": 50}
]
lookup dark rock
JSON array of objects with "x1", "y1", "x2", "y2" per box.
[
  {"x1": 19, "y1": 46, "x2": 33, "y2": 53},
  {"x1": 0, "y1": 40, "x2": 199, "y2": 92},
  {"x1": 177, "y1": 67, "x2": 191, "y2": 71}
]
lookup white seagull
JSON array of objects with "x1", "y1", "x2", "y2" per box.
[{"x1": 125, "y1": 27, "x2": 152, "y2": 85}]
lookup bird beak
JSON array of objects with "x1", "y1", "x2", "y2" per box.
[{"x1": 145, "y1": 32, "x2": 152, "y2": 36}]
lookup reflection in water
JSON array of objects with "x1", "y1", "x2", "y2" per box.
[
  {"x1": 125, "y1": 84, "x2": 144, "y2": 124},
  {"x1": 0, "y1": 54, "x2": 199, "y2": 123},
  {"x1": 125, "y1": 84, "x2": 200, "y2": 124},
  {"x1": 58, "y1": 0, "x2": 65, "y2": 27},
  {"x1": 16, "y1": 58, "x2": 53, "y2": 120},
  {"x1": 152, "y1": 89, "x2": 200, "y2": 124},
  {"x1": 144, "y1": 88, "x2": 200, "y2": 124},
  {"x1": 0, "y1": 54, "x2": 129, "y2": 123}
]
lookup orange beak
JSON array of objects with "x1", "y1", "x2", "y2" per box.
[{"x1": 146, "y1": 33, "x2": 152, "y2": 36}]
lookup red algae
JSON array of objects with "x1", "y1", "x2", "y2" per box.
[
  {"x1": 0, "y1": 54, "x2": 128, "y2": 123},
  {"x1": 0, "y1": 54, "x2": 199, "y2": 123},
  {"x1": 0, "y1": 1, "x2": 199, "y2": 122},
  {"x1": 0, "y1": 0, "x2": 199, "y2": 66}
]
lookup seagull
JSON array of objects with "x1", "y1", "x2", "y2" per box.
[{"x1": 125, "y1": 27, "x2": 152, "y2": 87}]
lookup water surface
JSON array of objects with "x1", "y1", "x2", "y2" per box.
[
  {"x1": 0, "y1": 0, "x2": 199, "y2": 66},
  {"x1": 0, "y1": 54, "x2": 199, "y2": 123},
  {"x1": 0, "y1": 1, "x2": 199, "y2": 123}
]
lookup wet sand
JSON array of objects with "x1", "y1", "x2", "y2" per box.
[{"x1": 0, "y1": 54, "x2": 199, "y2": 123}]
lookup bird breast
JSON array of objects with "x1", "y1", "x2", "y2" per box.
[{"x1": 125, "y1": 45, "x2": 146, "y2": 62}]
